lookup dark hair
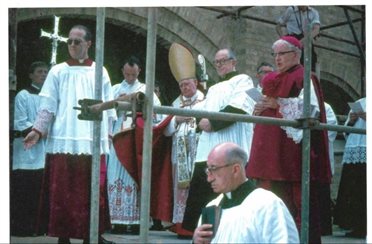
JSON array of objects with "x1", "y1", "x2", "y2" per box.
[
  {"x1": 256, "y1": 62, "x2": 274, "y2": 73},
  {"x1": 29, "y1": 61, "x2": 48, "y2": 74},
  {"x1": 124, "y1": 56, "x2": 141, "y2": 69},
  {"x1": 71, "y1": 25, "x2": 92, "y2": 41}
]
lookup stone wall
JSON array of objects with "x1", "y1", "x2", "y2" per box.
[{"x1": 14, "y1": 6, "x2": 364, "y2": 101}]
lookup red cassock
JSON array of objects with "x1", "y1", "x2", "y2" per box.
[
  {"x1": 113, "y1": 114, "x2": 173, "y2": 222},
  {"x1": 246, "y1": 65, "x2": 331, "y2": 184}
]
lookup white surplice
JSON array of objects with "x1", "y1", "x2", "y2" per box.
[
  {"x1": 13, "y1": 86, "x2": 46, "y2": 170},
  {"x1": 38, "y1": 62, "x2": 116, "y2": 155},
  {"x1": 195, "y1": 74, "x2": 255, "y2": 163},
  {"x1": 107, "y1": 79, "x2": 161, "y2": 224},
  {"x1": 200, "y1": 188, "x2": 300, "y2": 243}
]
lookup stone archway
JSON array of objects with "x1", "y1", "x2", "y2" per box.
[
  {"x1": 14, "y1": 9, "x2": 182, "y2": 105},
  {"x1": 12, "y1": 6, "x2": 365, "y2": 111},
  {"x1": 13, "y1": 7, "x2": 232, "y2": 104},
  {"x1": 320, "y1": 71, "x2": 360, "y2": 115}
]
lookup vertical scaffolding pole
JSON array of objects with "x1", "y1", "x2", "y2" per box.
[
  {"x1": 9, "y1": 8, "x2": 18, "y2": 171},
  {"x1": 300, "y1": 22, "x2": 312, "y2": 244},
  {"x1": 139, "y1": 7, "x2": 157, "y2": 243},
  {"x1": 90, "y1": 7, "x2": 105, "y2": 243},
  {"x1": 9, "y1": 8, "x2": 17, "y2": 74}
]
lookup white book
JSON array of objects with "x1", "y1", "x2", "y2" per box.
[
  {"x1": 246, "y1": 88, "x2": 263, "y2": 102},
  {"x1": 348, "y1": 101, "x2": 364, "y2": 113},
  {"x1": 310, "y1": 104, "x2": 320, "y2": 118}
]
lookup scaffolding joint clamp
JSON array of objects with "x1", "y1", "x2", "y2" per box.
[{"x1": 295, "y1": 117, "x2": 319, "y2": 129}]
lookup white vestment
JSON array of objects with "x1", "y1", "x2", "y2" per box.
[
  {"x1": 38, "y1": 62, "x2": 116, "y2": 155},
  {"x1": 107, "y1": 79, "x2": 161, "y2": 224},
  {"x1": 13, "y1": 85, "x2": 46, "y2": 170},
  {"x1": 324, "y1": 102, "x2": 338, "y2": 175},
  {"x1": 342, "y1": 97, "x2": 366, "y2": 164},
  {"x1": 277, "y1": 79, "x2": 320, "y2": 143},
  {"x1": 164, "y1": 90, "x2": 204, "y2": 224},
  {"x1": 200, "y1": 188, "x2": 300, "y2": 243},
  {"x1": 195, "y1": 74, "x2": 255, "y2": 163}
]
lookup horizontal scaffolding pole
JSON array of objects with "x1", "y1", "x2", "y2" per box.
[
  {"x1": 115, "y1": 101, "x2": 366, "y2": 135},
  {"x1": 313, "y1": 44, "x2": 360, "y2": 58},
  {"x1": 338, "y1": 5, "x2": 365, "y2": 14},
  {"x1": 198, "y1": 6, "x2": 362, "y2": 48},
  {"x1": 321, "y1": 18, "x2": 362, "y2": 31}
]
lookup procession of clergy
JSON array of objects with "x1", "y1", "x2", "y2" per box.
[{"x1": 13, "y1": 21, "x2": 364, "y2": 243}]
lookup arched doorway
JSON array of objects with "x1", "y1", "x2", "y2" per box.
[{"x1": 15, "y1": 16, "x2": 180, "y2": 105}]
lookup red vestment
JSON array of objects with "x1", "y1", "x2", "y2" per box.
[
  {"x1": 113, "y1": 114, "x2": 173, "y2": 222},
  {"x1": 246, "y1": 64, "x2": 331, "y2": 243},
  {"x1": 36, "y1": 154, "x2": 111, "y2": 239},
  {"x1": 247, "y1": 64, "x2": 331, "y2": 183}
]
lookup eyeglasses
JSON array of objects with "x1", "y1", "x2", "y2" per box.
[
  {"x1": 205, "y1": 164, "x2": 233, "y2": 175},
  {"x1": 67, "y1": 39, "x2": 83, "y2": 45},
  {"x1": 271, "y1": 50, "x2": 295, "y2": 57},
  {"x1": 213, "y1": 58, "x2": 233, "y2": 66},
  {"x1": 257, "y1": 69, "x2": 272, "y2": 75}
]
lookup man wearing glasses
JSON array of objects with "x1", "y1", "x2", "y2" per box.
[
  {"x1": 24, "y1": 25, "x2": 116, "y2": 244},
  {"x1": 255, "y1": 62, "x2": 274, "y2": 91},
  {"x1": 182, "y1": 48, "x2": 255, "y2": 235},
  {"x1": 193, "y1": 142, "x2": 299, "y2": 243},
  {"x1": 246, "y1": 36, "x2": 331, "y2": 243}
]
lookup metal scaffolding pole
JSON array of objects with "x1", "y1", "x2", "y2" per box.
[
  {"x1": 300, "y1": 21, "x2": 313, "y2": 244},
  {"x1": 90, "y1": 7, "x2": 105, "y2": 243},
  {"x1": 115, "y1": 102, "x2": 366, "y2": 135},
  {"x1": 139, "y1": 7, "x2": 157, "y2": 243},
  {"x1": 115, "y1": 95, "x2": 365, "y2": 242},
  {"x1": 111, "y1": 16, "x2": 366, "y2": 239}
]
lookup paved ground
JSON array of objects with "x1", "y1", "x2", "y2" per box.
[
  {"x1": 10, "y1": 139, "x2": 366, "y2": 243},
  {"x1": 10, "y1": 227, "x2": 367, "y2": 243},
  {"x1": 11, "y1": 149, "x2": 367, "y2": 244}
]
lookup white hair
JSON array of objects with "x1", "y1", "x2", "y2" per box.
[{"x1": 272, "y1": 39, "x2": 302, "y2": 57}]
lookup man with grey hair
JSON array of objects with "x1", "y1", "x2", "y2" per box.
[
  {"x1": 182, "y1": 48, "x2": 255, "y2": 236},
  {"x1": 247, "y1": 36, "x2": 330, "y2": 243},
  {"x1": 193, "y1": 142, "x2": 299, "y2": 243}
]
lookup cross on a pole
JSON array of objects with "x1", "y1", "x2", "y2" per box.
[{"x1": 40, "y1": 16, "x2": 68, "y2": 66}]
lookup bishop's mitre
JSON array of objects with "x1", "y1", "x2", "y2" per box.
[{"x1": 168, "y1": 42, "x2": 196, "y2": 83}]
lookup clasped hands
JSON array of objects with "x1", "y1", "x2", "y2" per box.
[
  {"x1": 349, "y1": 111, "x2": 366, "y2": 124},
  {"x1": 253, "y1": 96, "x2": 278, "y2": 116}
]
